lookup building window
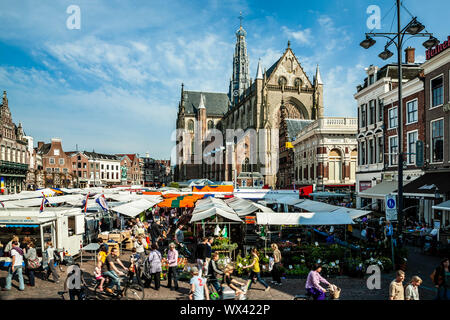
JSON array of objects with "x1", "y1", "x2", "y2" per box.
[
  {"x1": 90, "y1": 163, "x2": 93, "y2": 169},
  {"x1": 360, "y1": 141, "x2": 366, "y2": 165},
  {"x1": 378, "y1": 136, "x2": 384, "y2": 163},
  {"x1": 369, "y1": 139, "x2": 374, "y2": 164},
  {"x1": 54, "y1": 168, "x2": 60, "y2": 173},
  {"x1": 207, "y1": 120, "x2": 214, "y2": 129},
  {"x1": 54, "y1": 149, "x2": 60, "y2": 156},
  {"x1": 378, "y1": 100, "x2": 383, "y2": 122},
  {"x1": 407, "y1": 99, "x2": 418, "y2": 124},
  {"x1": 431, "y1": 119, "x2": 444, "y2": 162},
  {"x1": 369, "y1": 74, "x2": 375, "y2": 85},
  {"x1": 431, "y1": 76, "x2": 443, "y2": 107},
  {"x1": 407, "y1": 131, "x2": 418, "y2": 164},
  {"x1": 389, "y1": 136, "x2": 398, "y2": 166},
  {"x1": 49, "y1": 157, "x2": 55, "y2": 164},
  {"x1": 63, "y1": 168, "x2": 68, "y2": 173},
  {"x1": 46, "y1": 168, "x2": 51, "y2": 173},
  {"x1": 360, "y1": 104, "x2": 366, "y2": 127},
  {"x1": 388, "y1": 107, "x2": 398, "y2": 129},
  {"x1": 107, "y1": 165, "x2": 109, "y2": 170},
  {"x1": 59, "y1": 158, "x2": 64, "y2": 165},
  {"x1": 369, "y1": 100, "x2": 375, "y2": 125}
]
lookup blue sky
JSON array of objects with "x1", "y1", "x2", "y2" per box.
[{"x1": 0, "y1": 0, "x2": 448, "y2": 159}]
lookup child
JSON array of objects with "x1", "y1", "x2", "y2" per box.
[{"x1": 94, "y1": 265, "x2": 105, "y2": 292}]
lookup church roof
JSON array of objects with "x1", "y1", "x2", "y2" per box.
[
  {"x1": 265, "y1": 58, "x2": 281, "y2": 79},
  {"x1": 285, "y1": 119, "x2": 314, "y2": 141},
  {"x1": 184, "y1": 91, "x2": 230, "y2": 116}
]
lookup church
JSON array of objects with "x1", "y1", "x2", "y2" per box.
[{"x1": 174, "y1": 22, "x2": 324, "y2": 188}]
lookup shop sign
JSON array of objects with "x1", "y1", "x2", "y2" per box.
[{"x1": 426, "y1": 36, "x2": 450, "y2": 60}]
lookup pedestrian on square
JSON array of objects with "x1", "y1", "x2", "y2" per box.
[
  {"x1": 270, "y1": 244, "x2": 282, "y2": 285},
  {"x1": 305, "y1": 263, "x2": 331, "y2": 300},
  {"x1": 208, "y1": 252, "x2": 224, "y2": 295},
  {"x1": 205, "y1": 237, "x2": 214, "y2": 274},
  {"x1": 3, "y1": 241, "x2": 25, "y2": 291},
  {"x1": 195, "y1": 238, "x2": 208, "y2": 276},
  {"x1": 405, "y1": 276, "x2": 422, "y2": 300},
  {"x1": 243, "y1": 248, "x2": 270, "y2": 292},
  {"x1": 145, "y1": 243, "x2": 162, "y2": 290},
  {"x1": 430, "y1": 258, "x2": 449, "y2": 300},
  {"x1": 45, "y1": 241, "x2": 59, "y2": 283},
  {"x1": 24, "y1": 241, "x2": 38, "y2": 287},
  {"x1": 4, "y1": 236, "x2": 19, "y2": 257},
  {"x1": 389, "y1": 270, "x2": 405, "y2": 300},
  {"x1": 134, "y1": 236, "x2": 147, "y2": 255},
  {"x1": 189, "y1": 267, "x2": 209, "y2": 301},
  {"x1": 167, "y1": 243, "x2": 179, "y2": 291}
]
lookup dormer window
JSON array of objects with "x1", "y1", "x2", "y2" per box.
[{"x1": 369, "y1": 74, "x2": 375, "y2": 85}]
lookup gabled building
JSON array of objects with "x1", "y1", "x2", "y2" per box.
[{"x1": 0, "y1": 91, "x2": 29, "y2": 194}]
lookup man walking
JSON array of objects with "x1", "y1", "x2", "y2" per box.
[
  {"x1": 195, "y1": 238, "x2": 208, "y2": 276},
  {"x1": 389, "y1": 270, "x2": 405, "y2": 300},
  {"x1": 3, "y1": 241, "x2": 25, "y2": 291},
  {"x1": 167, "y1": 243, "x2": 179, "y2": 291}
]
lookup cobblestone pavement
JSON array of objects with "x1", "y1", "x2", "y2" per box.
[{"x1": 0, "y1": 246, "x2": 443, "y2": 300}]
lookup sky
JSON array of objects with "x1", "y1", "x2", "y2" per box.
[{"x1": 0, "y1": 0, "x2": 448, "y2": 159}]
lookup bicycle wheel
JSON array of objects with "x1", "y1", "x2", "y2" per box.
[{"x1": 123, "y1": 283, "x2": 145, "y2": 300}]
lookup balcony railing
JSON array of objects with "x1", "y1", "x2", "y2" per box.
[{"x1": 0, "y1": 160, "x2": 29, "y2": 171}]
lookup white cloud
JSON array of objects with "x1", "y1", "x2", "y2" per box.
[{"x1": 281, "y1": 26, "x2": 313, "y2": 45}]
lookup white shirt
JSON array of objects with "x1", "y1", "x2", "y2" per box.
[
  {"x1": 11, "y1": 248, "x2": 24, "y2": 267},
  {"x1": 430, "y1": 228, "x2": 438, "y2": 236},
  {"x1": 47, "y1": 247, "x2": 55, "y2": 263},
  {"x1": 405, "y1": 284, "x2": 419, "y2": 300}
]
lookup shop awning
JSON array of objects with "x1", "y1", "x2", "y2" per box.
[
  {"x1": 110, "y1": 199, "x2": 159, "y2": 217},
  {"x1": 263, "y1": 195, "x2": 302, "y2": 206},
  {"x1": 432, "y1": 200, "x2": 450, "y2": 212},
  {"x1": 331, "y1": 207, "x2": 372, "y2": 220},
  {"x1": 358, "y1": 181, "x2": 400, "y2": 199},
  {"x1": 400, "y1": 171, "x2": 450, "y2": 198},
  {"x1": 256, "y1": 212, "x2": 355, "y2": 226}
]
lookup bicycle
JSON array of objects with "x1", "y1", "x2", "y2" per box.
[
  {"x1": 93, "y1": 268, "x2": 145, "y2": 300},
  {"x1": 293, "y1": 286, "x2": 341, "y2": 300}
]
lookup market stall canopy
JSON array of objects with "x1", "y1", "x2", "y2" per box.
[
  {"x1": 331, "y1": 207, "x2": 372, "y2": 220},
  {"x1": 358, "y1": 181, "x2": 401, "y2": 200},
  {"x1": 0, "y1": 188, "x2": 58, "y2": 201},
  {"x1": 225, "y1": 197, "x2": 273, "y2": 216},
  {"x1": 263, "y1": 195, "x2": 302, "y2": 206},
  {"x1": 190, "y1": 197, "x2": 243, "y2": 223},
  {"x1": 256, "y1": 211, "x2": 355, "y2": 226},
  {"x1": 110, "y1": 199, "x2": 159, "y2": 218},
  {"x1": 157, "y1": 194, "x2": 203, "y2": 208},
  {"x1": 105, "y1": 194, "x2": 162, "y2": 203},
  {"x1": 432, "y1": 200, "x2": 450, "y2": 212},
  {"x1": 294, "y1": 199, "x2": 339, "y2": 212}
]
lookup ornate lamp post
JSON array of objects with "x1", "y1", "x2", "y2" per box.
[{"x1": 360, "y1": 0, "x2": 439, "y2": 234}]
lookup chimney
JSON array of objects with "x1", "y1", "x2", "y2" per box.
[
  {"x1": 405, "y1": 47, "x2": 415, "y2": 64},
  {"x1": 38, "y1": 141, "x2": 44, "y2": 150}
]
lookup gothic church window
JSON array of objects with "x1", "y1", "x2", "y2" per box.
[
  {"x1": 207, "y1": 120, "x2": 214, "y2": 129},
  {"x1": 188, "y1": 120, "x2": 194, "y2": 133}
]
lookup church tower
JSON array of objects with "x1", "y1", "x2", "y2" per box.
[{"x1": 228, "y1": 13, "x2": 250, "y2": 107}]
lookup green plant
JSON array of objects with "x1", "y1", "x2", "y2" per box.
[{"x1": 169, "y1": 182, "x2": 179, "y2": 188}]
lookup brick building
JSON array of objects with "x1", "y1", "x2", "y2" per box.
[{"x1": 37, "y1": 138, "x2": 74, "y2": 188}]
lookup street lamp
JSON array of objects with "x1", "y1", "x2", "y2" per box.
[{"x1": 360, "y1": 0, "x2": 438, "y2": 235}]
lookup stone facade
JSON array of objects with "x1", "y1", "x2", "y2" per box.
[
  {"x1": 292, "y1": 117, "x2": 357, "y2": 190},
  {"x1": 175, "y1": 24, "x2": 323, "y2": 188}
]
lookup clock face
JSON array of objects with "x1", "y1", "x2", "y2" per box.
[{"x1": 233, "y1": 90, "x2": 239, "y2": 96}]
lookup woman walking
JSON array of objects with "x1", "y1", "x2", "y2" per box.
[
  {"x1": 243, "y1": 248, "x2": 270, "y2": 292},
  {"x1": 270, "y1": 244, "x2": 282, "y2": 285},
  {"x1": 145, "y1": 244, "x2": 162, "y2": 290},
  {"x1": 405, "y1": 276, "x2": 422, "y2": 300},
  {"x1": 430, "y1": 257, "x2": 449, "y2": 300},
  {"x1": 24, "y1": 241, "x2": 39, "y2": 287},
  {"x1": 45, "y1": 241, "x2": 59, "y2": 283}
]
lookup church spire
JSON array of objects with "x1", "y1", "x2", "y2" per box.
[
  {"x1": 315, "y1": 64, "x2": 323, "y2": 85},
  {"x1": 256, "y1": 58, "x2": 263, "y2": 80},
  {"x1": 228, "y1": 13, "x2": 250, "y2": 107}
]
